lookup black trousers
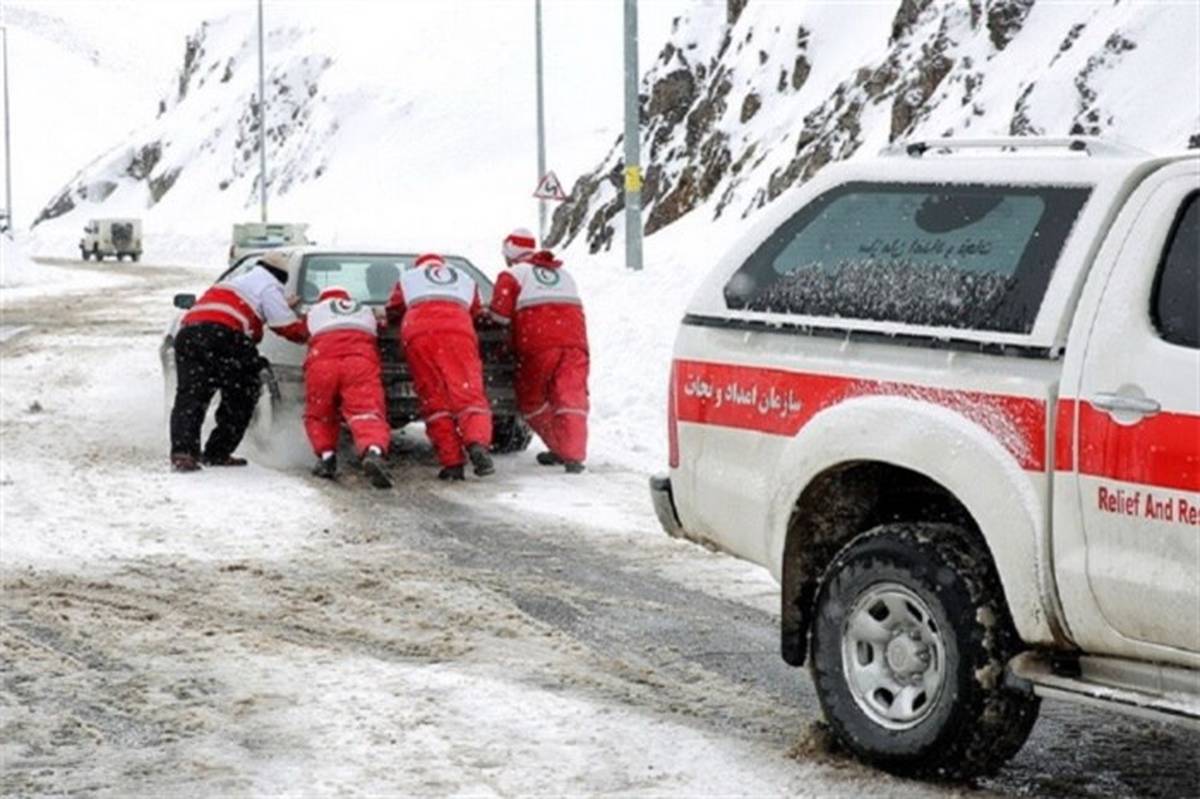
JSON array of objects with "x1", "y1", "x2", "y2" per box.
[{"x1": 169, "y1": 323, "x2": 263, "y2": 459}]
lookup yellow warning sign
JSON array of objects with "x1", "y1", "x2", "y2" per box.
[{"x1": 624, "y1": 165, "x2": 643, "y2": 193}]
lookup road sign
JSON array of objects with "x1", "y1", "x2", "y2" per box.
[{"x1": 533, "y1": 171, "x2": 570, "y2": 202}]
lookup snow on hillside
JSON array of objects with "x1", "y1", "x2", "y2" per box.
[
  {"x1": 0, "y1": 1, "x2": 232, "y2": 232},
  {"x1": 549, "y1": 0, "x2": 1200, "y2": 252}
]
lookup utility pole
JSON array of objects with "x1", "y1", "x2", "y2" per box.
[
  {"x1": 534, "y1": 0, "x2": 547, "y2": 242},
  {"x1": 622, "y1": 0, "x2": 643, "y2": 270},
  {"x1": 2, "y1": 26, "x2": 13, "y2": 237},
  {"x1": 256, "y1": 0, "x2": 268, "y2": 223}
]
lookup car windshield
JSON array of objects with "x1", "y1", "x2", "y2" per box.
[{"x1": 299, "y1": 253, "x2": 493, "y2": 305}]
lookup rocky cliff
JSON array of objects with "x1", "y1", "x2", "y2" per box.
[{"x1": 547, "y1": 0, "x2": 1200, "y2": 253}]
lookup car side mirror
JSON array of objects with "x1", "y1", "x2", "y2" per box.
[{"x1": 173, "y1": 293, "x2": 196, "y2": 309}]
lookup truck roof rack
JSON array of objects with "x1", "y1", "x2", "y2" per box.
[{"x1": 881, "y1": 137, "x2": 1150, "y2": 159}]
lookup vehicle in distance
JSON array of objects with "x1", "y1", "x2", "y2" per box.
[
  {"x1": 163, "y1": 247, "x2": 531, "y2": 453},
  {"x1": 229, "y1": 222, "x2": 312, "y2": 265},
  {"x1": 652, "y1": 137, "x2": 1199, "y2": 778},
  {"x1": 80, "y1": 218, "x2": 142, "y2": 262}
]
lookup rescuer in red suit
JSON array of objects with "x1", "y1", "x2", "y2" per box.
[
  {"x1": 386, "y1": 253, "x2": 494, "y2": 480},
  {"x1": 303, "y1": 285, "x2": 393, "y2": 489},
  {"x1": 489, "y1": 229, "x2": 589, "y2": 474}
]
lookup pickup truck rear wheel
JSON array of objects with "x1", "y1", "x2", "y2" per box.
[
  {"x1": 810, "y1": 522, "x2": 1039, "y2": 779},
  {"x1": 491, "y1": 415, "x2": 532, "y2": 454}
]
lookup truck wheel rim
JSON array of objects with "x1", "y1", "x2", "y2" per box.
[{"x1": 840, "y1": 582, "x2": 946, "y2": 730}]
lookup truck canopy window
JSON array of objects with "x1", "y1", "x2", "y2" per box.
[
  {"x1": 724, "y1": 182, "x2": 1091, "y2": 333},
  {"x1": 1152, "y1": 192, "x2": 1199, "y2": 349}
]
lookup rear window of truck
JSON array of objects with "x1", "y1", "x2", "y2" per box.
[{"x1": 724, "y1": 182, "x2": 1091, "y2": 333}]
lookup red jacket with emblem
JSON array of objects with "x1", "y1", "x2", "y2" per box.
[
  {"x1": 304, "y1": 296, "x2": 383, "y2": 363},
  {"x1": 182, "y1": 265, "x2": 308, "y2": 343},
  {"x1": 386, "y1": 262, "x2": 484, "y2": 344},
  {"x1": 489, "y1": 251, "x2": 587, "y2": 354}
]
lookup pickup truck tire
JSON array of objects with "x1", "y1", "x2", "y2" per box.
[
  {"x1": 491, "y1": 415, "x2": 532, "y2": 454},
  {"x1": 809, "y1": 522, "x2": 1039, "y2": 779}
]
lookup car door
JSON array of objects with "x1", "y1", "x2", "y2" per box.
[{"x1": 1074, "y1": 166, "x2": 1200, "y2": 653}]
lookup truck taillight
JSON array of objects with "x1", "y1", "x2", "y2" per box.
[{"x1": 668, "y1": 360, "x2": 679, "y2": 468}]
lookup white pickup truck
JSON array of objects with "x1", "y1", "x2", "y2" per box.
[{"x1": 651, "y1": 138, "x2": 1199, "y2": 778}]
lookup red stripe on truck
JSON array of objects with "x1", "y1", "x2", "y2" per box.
[
  {"x1": 673, "y1": 360, "x2": 1047, "y2": 471},
  {"x1": 1075, "y1": 401, "x2": 1200, "y2": 492}
]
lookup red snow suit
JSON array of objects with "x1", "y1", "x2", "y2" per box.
[
  {"x1": 490, "y1": 250, "x2": 589, "y2": 463},
  {"x1": 386, "y1": 255, "x2": 492, "y2": 468},
  {"x1": 303, "y1": 295, "x2": 390, "y2": 457}
]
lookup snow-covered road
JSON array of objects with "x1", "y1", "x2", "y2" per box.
[{"x1": 2, "y1": 261, "x2": 1197, "y2": 797}]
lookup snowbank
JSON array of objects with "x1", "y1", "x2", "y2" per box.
[{"x1": 0, "y1": 235, "x2": 40, "y2": 287}]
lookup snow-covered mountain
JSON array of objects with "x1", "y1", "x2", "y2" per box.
[
  {"x1": 547, "y1": 0, "x2": 1200, "y2": 252},
  {"x1": 24, "y1": 1, "x2": 684, "y2": 262},
  {"x1": 0, "y1": 0, "x2": 214, "y2": 233}
]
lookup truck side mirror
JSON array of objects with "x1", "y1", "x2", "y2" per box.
[{"x1": 173, "y1": 293, "x2": 196, "y2": 309}]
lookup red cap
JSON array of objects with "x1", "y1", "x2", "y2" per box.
[{"x1": 415, "y1": 253, "x2": 445, "y2": 269}]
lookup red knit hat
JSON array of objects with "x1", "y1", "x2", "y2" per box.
[
  {"x1": 414, "y1": 253, "x2": 445, "y2": 269},
  {"x1": 502, "y1": 228, "x2": 536, "y2": 263},
  {"x1": 318, "y1": 286, "x2": 351, "y2": 302}
]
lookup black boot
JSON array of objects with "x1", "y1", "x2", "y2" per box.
[
  {"x1": 362, "y1": 447, "x2": 392, "y2": 489},
  {"x1": 438, "y1": 465, "x2": 466, "y2": 481},
  {"x1": 312, "y1": 454, "x2": 337, "y2": 480},
  {"x1": 536, "y1": 451, "x2": 563, "y2": 466},
  {"x1": 467, "y1": 443, "x2": 495, "y2": 476},
  {"x1": 171, "y1": 453, "x2": 202, "y2": 472},
  {"x1": 564, "y1": 461, "x2": 586, "y2": 474}
]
